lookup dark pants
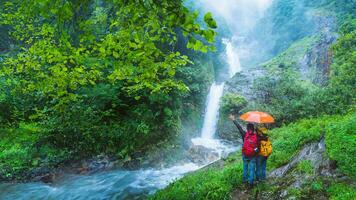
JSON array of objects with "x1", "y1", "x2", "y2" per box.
[
  {"x1": 242, "y1": 155, "x2": 256, "y2": 185},
  {"x1": 256, "y1": 155, "x2": 267, "y2": 181}
]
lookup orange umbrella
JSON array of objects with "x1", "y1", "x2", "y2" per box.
[{"x1": 240, "y1": 111, "x2": 275, "y2": 124}]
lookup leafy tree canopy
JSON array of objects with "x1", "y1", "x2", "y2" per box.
[{"x1": 0, "y1": 0, "x2": 217, "y2": 118}]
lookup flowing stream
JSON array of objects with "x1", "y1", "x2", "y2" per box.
[
  {"x1": 0, "y1": 1, "x2": 271, "y2": 199},
  {"x1": 0, "y1": 40, "x2": 238, "y2": 200},
  {"x1": 0, "y1": 39, "x2": 239, "y2": 200}
]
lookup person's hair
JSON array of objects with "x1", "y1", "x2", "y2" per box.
[{"x1": 247, "y1": 123, "x2": 254, "y2": 132}]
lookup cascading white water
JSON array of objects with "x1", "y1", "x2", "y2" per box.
[
  {"x1": 191, "y1": 82, "x2": 227, "y2": 150},
  {"x1": 201, "y1": 83, "x2": 225, "y2": 139},
  {"x1": 223, "y1": 38, "x2": 242, "y2": 78},
  {"x1": 191, "y1": 39, "x2": 241, "y2": 152},
  {"x1": 191, "y1": 0, "x2": 273, "y2": 151}
]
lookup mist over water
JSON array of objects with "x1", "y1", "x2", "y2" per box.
[
  {"x1": 198, "y1": 0, "x2": 272, "y2": 33},
  {"x1": 192, "y1": 0, "x2": 273, "y2": 149},
  {"x1": 196, "y1": 0, "x2": 273, "y2": 66}
]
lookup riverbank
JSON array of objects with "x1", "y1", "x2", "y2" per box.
[
  {"x1": 151, "y1": 112, "x2": 356, "y2": 199},
  {"x1": 0, "y1": 134, "x2": 191, "y2": 184}
]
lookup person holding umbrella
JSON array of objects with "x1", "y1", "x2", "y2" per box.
[
  {"x1": 229, "y1": 111, "x2": 274, "y2": 187},
  {"x1": 228, "y1": 115, "x2": 258, "y2": 188}
]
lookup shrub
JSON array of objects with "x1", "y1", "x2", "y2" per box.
[
  {"x1": 0, "y1": 123, "x2": 43, "y2": 180},
  {"x1": 325, "y1": 112, "x2": 356, "y2": 178},
  {"x1": 310, "y1": 180, "x2": 323, "y2": 191},
  {"x1": 296, "y1": 160, "x2": 314, "y2": 175},
  {"x1": 327, "y1": 183, "x2": 356, "y2": 200},
  {"x1": 0, "y1": 123, "x2": 71, "y2": 180},
  {"x1": 220, "y1": 93, "x2": 247, "y2": 116},
  {"x1": 267, "y1": 117, "x2": 325, "y2": 169}
]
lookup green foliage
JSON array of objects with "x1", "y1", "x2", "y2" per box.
[
  {"x1": 267, "y1": 117, "x2": 326, "y2": 169},
  {"x1": 152, "y1": 163, "x2": 243, "y2": 200},
  {"x1": 327, "y1": 183, "x2": 356, "y2": 200},
  {"x1": 220, "y1": 93, "x2": 247, "y2": 116},
  {"x1": 0, "y1": 0, "x2": 218, "y2": 179},
  {"x1": 251, "y1": 68, "x2": 320, "y2": 124},
  {"x1": 326, "y1": 21, "x2": 356, "y2": 113},
  {"x1": 260, "y1": 0, "x2": 355, "y2": 56},
  {"x1": 0, "y1": 123, "x2": 70, "y2": 180},
  {"x1": 269, "y1": 114, "x2": 355, "y2": 170},
  {"x1": 253, "y1": 0, "x2": 324, "y2": 57},
  {"x1": 262, "y1": 36, "x2": 318, "y2": 69},
  {"x1": 310, "y1": 180, "x2": 323, "y2": 191},
  {"x1": 153, "y1": 113, "x2": 354, "y2": 199},
  {"x1": 288, "y1": 188, "x2": 302, "y2": 199},
  {"x1": 325, "y1": 113, "x2": 356, "y2": 178},
  {"x1": 296, "y1": 160, "x2": 314, "y2": 175},
  {"x1": 251, "y1": 15, "x2": 355, "y2": 124},
  {"x1": 0, "y1": 125, "x2": 36, "y2": 179},
  {"x1": 204, "y1": 12, "x2": 217, "y2": 29},
  {"x1": 268, "y1": 112, "x2": 356, "y2": 174}
]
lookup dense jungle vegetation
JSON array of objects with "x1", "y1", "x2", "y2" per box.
[{"x1": 0, "y1": 0, "x2": 218, "y2": 180}]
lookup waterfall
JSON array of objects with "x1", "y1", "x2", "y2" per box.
[
  {"x1": 223, "y1": 38, "x2": 241, "y2": 78},
  {"x1": 200, "y1": 82, "x2": 225, "y2": 139},
  {"x1": 191, "y1": 39, "x2": 241, "y2": 151}
]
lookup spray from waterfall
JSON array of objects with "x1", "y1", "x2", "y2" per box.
[
  {"x1": 192, "y1": 0, "x2": 272, "y2": 151},
  {"x1": 191, "y1": 39, "x2": 240, "y2": 150}
]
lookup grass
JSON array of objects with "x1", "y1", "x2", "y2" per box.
[
  {"x1": 295, "y1": 160, "x2": 314, "y2": 175},
  {"x1": 151, "y1": 112, "x2": 356, "y2": 199},
  {"x1": 262, "y1": 35, "x2": 319, "y2": 69},
  {"x1": 327, "y1": 183, "x2": 356, "y2": 200},
  {"x1": 151, "y1": 163, "x2": 243, "y2": 200}
]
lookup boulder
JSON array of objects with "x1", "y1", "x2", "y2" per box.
[{"x1": 187, "y1": 145, "x2": 219, "y2": 165}]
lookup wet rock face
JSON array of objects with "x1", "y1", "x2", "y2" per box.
[
  {"x1": 217, "y1": 68, "x2": 266, "y2": 141},
  {"x1": 24, "y1": 155, "x2": 117, "y2": 184},
  {"x1": 269, "y1": 138, "x2": 329, "y2": 178},
  {"x1": 225, "y1": 68, "x2": 266, "y2": 101},
  {"x1": 30, "y1": 167, "x2": 57, "y2": 183},
  {"x1": 299, "y1": 30, "x2": 337, "y2": 86},
  {"x1": 187, "y1": 145, "x2": 219, "y2": 165},
  {"x1": 217, "y1": 118, "x2": 243, "y2": 142},
  {"x1": 264, "y1": 138, "x2": 350, "y2": 200},
  {"x1": 80, "y1": 155, "x2": 115, "y2": 174}
]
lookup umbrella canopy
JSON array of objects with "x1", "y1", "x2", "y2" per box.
[{"x1": 240, "y1": 111, "x2": 275, "y2": 124}]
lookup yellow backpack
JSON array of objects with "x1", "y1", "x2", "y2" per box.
[{"x1": 259, "y1": 138, "x2": 272, "y2": 157}]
